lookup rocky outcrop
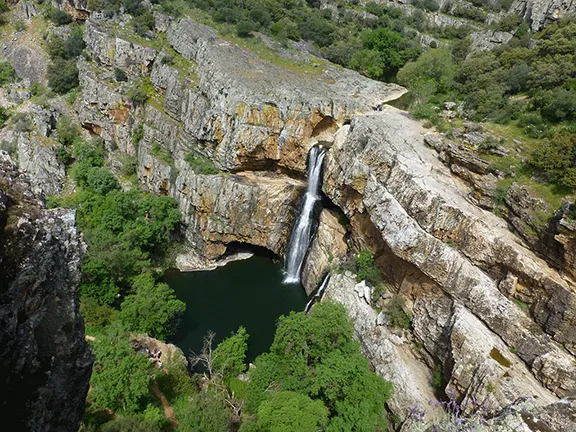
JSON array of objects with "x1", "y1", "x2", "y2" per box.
[
  {"x1": 79, "y1": 16, "x2": 405, "y2": 174},
  {"x1": 469, "y1": 30, "x2": 514, "y2": 54},
  {"x1": 510, "y1": 0, "x2": 576, "y2": 30},
  {"x1": 301, "y1": 209, "x2": 348, "y2": 295},
  {"x1": 323, "y1": 107, "x2": 576, "y2": 409},
  {"x1": 0, "y1": 151, "x2": 92, "y2": 431}
]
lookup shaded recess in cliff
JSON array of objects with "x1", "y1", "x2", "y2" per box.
[{"x1": 0, "y1": 152, "x2": 92, "y2": 432}]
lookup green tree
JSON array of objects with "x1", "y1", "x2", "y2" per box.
[
  {"x1": 0, "y1": 61, "x2": 16, "y2": 86},
  {"x1": 49, "y1": 8, "x2": 73, "y2": 25},
  {"x1": 56, "y1": 115, "x2": 81, "y2": 146},
  {"x1": 118, "y1": 272, "x2": 185, "y2": 339},
  {"x1": 246, "y1": 302, "x2": 392, "y2": 430},
  {"x1": 47, "y1": 58, "x2": 79, "y2": 94},
  {"x1": 172, "y1": 392, "x2": 230, "y2": 432},
  {"x1": 530, "y1": 133, "x2": 576, "y2": 188},
  {"x1": 85, "y1": 167, "x2": 120, "y2": 194},
  {"x1": 213, "y1": 326, "x2": 249, "y2": 379},
  {"x1": 90, "y1": 326, "x2": 152, "y2": 414},
  {"x1": 253, "y1": 391, "x2": 329, "y2": 432},
  {"x1": 397, "y1": 49, "x2": 456, "y2": 98}
]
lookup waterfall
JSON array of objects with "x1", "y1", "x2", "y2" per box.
[
  {"x1": 284, "y1": 146, "x2": 327, "y2": 284},
  {"x1": 304, "y1": 273, "x2": 331, "y2": 313}
]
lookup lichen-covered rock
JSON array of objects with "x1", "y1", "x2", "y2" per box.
[
  {"x1": 323, "y1": 107, "x2": 576, "y2": 400},
  {"x1": 0, "y1": 151, "x2": 92, "y2": 432},
  {"x1": 469, "y1": 30, "x2": 514, "y2": 54},
  {"x1": 510, "y1": 0, "x2": 576, "y2": 30}
]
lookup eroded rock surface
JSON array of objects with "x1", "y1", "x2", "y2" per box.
[
  {"x1": 510, "y1": 0, "x2": 576, "y2": 30},
  {"x1": 0, "y1": 151, "x2": 92, "y2": 431},
  {"x1": 323, "y1": 107, "x2": 576, "y2": 410}
]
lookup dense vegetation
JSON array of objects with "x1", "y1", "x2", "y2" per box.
[
  {"x1": 397, "y1": 17, "x2": 576, "y2": 193},
  {"x1": 46, "y1": 24, "x2": 85, "y2": 94}
]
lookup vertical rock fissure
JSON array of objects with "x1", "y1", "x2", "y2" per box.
[
  {"x1": 305, "y1": 272, "x2": 331, "y2": 313},
  {"x1": 284, "y1": 146, "x2": 327, "y2": 284}
]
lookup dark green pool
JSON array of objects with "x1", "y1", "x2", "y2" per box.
[{"x1": 163, "y1": 256, "x2": 307, "y2": 362}]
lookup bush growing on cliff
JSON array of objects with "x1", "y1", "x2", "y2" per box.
[
  {"x1": 48, "y1": 8, "x2": 73, "y2": 25},
  {"x1": 0, "y1": 61, "x2": 16, "y2": 86},
  {"x1": 355, "y1": 249, "x2": 383, "y2": 286},
  {"x1": 185, "y1": 152, "x2": 219, "y2": 174}
]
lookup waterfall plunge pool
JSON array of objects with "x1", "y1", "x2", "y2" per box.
[{"x1": 163, "y1": 255, "x2": 307, "y2": 363}]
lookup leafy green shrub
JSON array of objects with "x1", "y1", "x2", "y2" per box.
[
  {"x1": 132, "y1": 10, "x2": 155, "y2": 36},
  {"x1": 236, "y1": 20, "x2": 255, "y2": 37},
  {"x1": 245, "y1": 301, "x2": 392, "y2": 430},
  {"x1": 517, "y1": 112, "x2": 550, "y2": 138},
  {"x1": 49, "y1": 8, "x2": 73, "y2": 25},
  {"x1": 132, "y1": 123, "x2": 144, "y2": 147},
  {"x1": 150, "y1": 142, "x2": 173, "y2": 165},
  {"x1": 0, "y1": 106, "x2": 9, "y2": 127},
  {"x1": 127, "y1": 81, "x2": 149, "y2": 105},
  {"x1": 530, "y1": 133, "x2": 576, "y2": 188},
  {"x1": 90, "y1": 326, "x2": 152, "y2": 414},
  {"x1": 385, "y1": 294, "x2": 412, "y2": 329},
  {"x1": 48, "y1": 58, "x2": 79, "y2": 94},
  {"x1": 431, "y1": 364, "x2": 444, "y2": 389},
  {"x1": 30, "y1": 82, "x2": 52, "y2": 97},
  {"x1": 118, "y1": 272, "x2": 185, "y2": 339},
  {"x1": 492, "y1": 183, "x2": 510, "y2": 205},
  {"x1": 0, "y1": 61, "x2": 16, "y2": 86},
  {"x1": 85, "y1": 167, "x2": 120, "y2": 194},
  {"x1": 212, "y1": 326, "x2": 249, "y2": 379},
  {"x1": 355, "y1": 249, "x2": 383, "y2": 286},
  {"x1": 56, "y1": 115, "x2": 81, "y2": 146},
  {"x1": 64, "y1": 26, "x2": 86, "y2": 58},
  {"x1": 114, "y1": 67, "x2": 128, "y2": 82},
  {"x1": 184, "y1": 152, "x2": 219, "y2": 174},
  {"x1": 173, "y1": 392, "x2": 230, "y2": 432},
  {"x1": 80, "y1": 296, "x2": 118, "y2": 327}
]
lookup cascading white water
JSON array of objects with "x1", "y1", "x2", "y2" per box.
[
  {"x1": 284, "y1": 146, "x2": 327, "y2": 284},
  {"x1": 304, "y1": 273, "x2": 331, "y2": 313}
]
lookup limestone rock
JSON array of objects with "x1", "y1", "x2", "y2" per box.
[
  {"x1": 0, "y1": 152, "x2": 92, "y2": 431},
  {"x1": 4, "y1": 44, "x2": 47, "y2": 85},
  {"x1": 17, "y1": 134, "x2": 66, "y2": 197},
  {"x1": 510, "y1": 0, "x2": 576, "y2": 30},
  {"x1": 469, "y1": 30, "x2": 514, "y2": 54},
  {"x1": 301, "y1": 208, "x2": 348, "y2": 295},
  {"x1": 323, "y1": 107, "x2": 576, "y2": 398}
]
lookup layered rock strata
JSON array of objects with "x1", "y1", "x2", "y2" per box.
[{"x1": 322, "y1": 107, "x2": 576, "y2": 418}]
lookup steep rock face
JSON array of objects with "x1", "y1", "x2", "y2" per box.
[
  {"x1": 0, "y1": 152, "x2": 92, "y2": 432},
  {"x1": 301, "y1": 209, "x2": 348, "y2": 295},
  {"x1": 510, "y1": 0, "x2": 576, "y2": 30},
  {"x1": 76, "y1": 15, "x2": 403, "y2": 260},
  {"x1": 79, "y1": 16, "x2": 404, "y2": 174},
  {"x1": 323, "y1": 107, "x2": 576, "y2": 407}
]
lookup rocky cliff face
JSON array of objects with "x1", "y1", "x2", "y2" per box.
[
  {"x1": 76, "y1": 15, "x2": 403, "y2": 261},
  {"x1": 510, "y1": 0, "x2": 576, "y2": 30},
  {"x1": 321, "y1": 107, "x2": 576, "y2": 422},
  {"x1": 0, "y1": 151, "x2": 92, "y2": 432}
]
